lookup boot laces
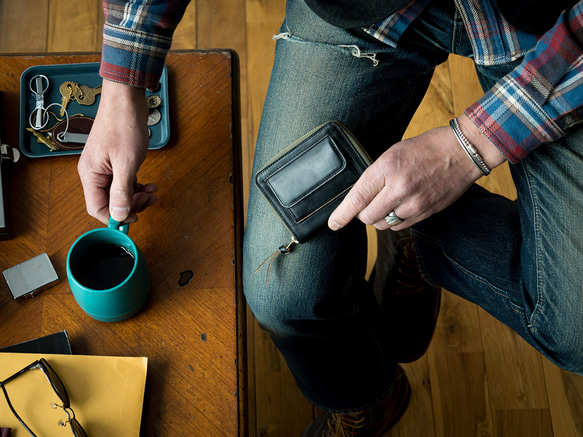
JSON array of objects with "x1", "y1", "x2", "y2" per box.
[
  {"x1": 396, "y1": 242, "x2": 424, "y2": 293},
  {"x1": 326, "y1": 412, "x2": 366, "y2": 437}
]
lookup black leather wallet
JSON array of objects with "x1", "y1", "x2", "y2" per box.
[{"x1": 256, "y1": 121, "x2": 372, "y2": 244}]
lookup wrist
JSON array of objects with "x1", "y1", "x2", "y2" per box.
[
  {"x1": 457, "y1": 114, "x2": 506, "y2": 170},
  {"x1": 96, "y1": 80, "x2": 149, "y2": 131},
  {"x1": 100, "y1": 79, "x2": 147, "y2": 111}
]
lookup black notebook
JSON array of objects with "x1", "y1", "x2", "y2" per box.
[{"x1": 0, "y1": 331, "x2": 72, "y2": 355}]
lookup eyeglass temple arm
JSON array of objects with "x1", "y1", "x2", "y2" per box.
[
  {"x1": 0, "y1": 381, "x2": 38, "y2": 437},
  {"x1": 0, "y1": 360, "x2": 41, "y2": 386}
]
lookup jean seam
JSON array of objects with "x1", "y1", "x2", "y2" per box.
[
  {"x1": 451, "y1": 4, "x2": 461, "y2": 54},
  {"x1": 411, "y1": 228, "x2": 441, "y2": 287},
  {"x1": 519, "y1": 159, "x2": 543, "y2": 333}
]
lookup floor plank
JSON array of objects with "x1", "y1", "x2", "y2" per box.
[
  {"x1": 171, "y1": 1, "x2": 197, "y2": 50},
  {"x1": 0, "y1": 0, "x2": 49, "y2": 53},
  {"x1": 480, "y1": 310, "x2": 550, "y2": 410},
  {"x1": 495, "y1": 409, "x2": 554, "y2": 437},
  {"x1": 543, "y1": 360, "x2": 583, "y2": 437},
  {"x1": 430, "y1": 351, "x2": 494, "y2": 437},
  {"x1": 47, "y1": 0, "x2": 101, "y2": 52},
  {"x1": 390, "y1": 357, "x2": 436, "y2": 436}
]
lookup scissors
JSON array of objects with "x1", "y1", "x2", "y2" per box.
[{"x1": 28, "y1": 74, "x2": 50, "y2": 130}]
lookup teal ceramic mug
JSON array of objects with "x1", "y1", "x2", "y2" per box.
[{"x1": 66, "y1": 217, "x2": 150, "y2": 322}]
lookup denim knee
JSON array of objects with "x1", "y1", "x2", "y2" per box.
[
  {"x1": 243, "y1": 203, "x2": 369, "y2": 337},
  {"x1": 244, "y1": 265, "x2": 312, "y2": 335},
  {"x1": 243, "y1": 235, "x2": 368, "y2": 336}
]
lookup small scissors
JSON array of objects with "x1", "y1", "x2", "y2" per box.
[{"x1": 28, "y1": 74, "x2": 50, "y2": 130}]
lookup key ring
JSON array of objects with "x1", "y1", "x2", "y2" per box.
[
  {"x1": 28, "y1": 74, "x2": 50, "y2": 130},
  {"x1": 43, "y1": 103, "x2": 70, "y2": 142}
]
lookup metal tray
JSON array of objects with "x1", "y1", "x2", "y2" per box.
[{"x1": 19, "y1": 62, "x2": 170, "y2": 158}]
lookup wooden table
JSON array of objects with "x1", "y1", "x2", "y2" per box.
[{"x1": 0, "y1": 51, "x2": 246, "y2": 436}]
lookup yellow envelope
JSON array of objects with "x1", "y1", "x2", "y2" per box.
[{"x1": 0, "y1": 353, "x2": 147, "y2": 437}]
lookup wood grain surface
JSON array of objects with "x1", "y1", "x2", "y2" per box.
[{"x1": 0, "y1": 52, "x2": 245, "y2": 437}]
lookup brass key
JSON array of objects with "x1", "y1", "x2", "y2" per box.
[
  {"x1": 59, "y1": 81, "x2": 79, "y2": 116},
  {"x1": 75, "y1": 84, "x2": 102, "y2": 106}
]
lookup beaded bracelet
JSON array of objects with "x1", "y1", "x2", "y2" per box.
[{"x1": 449, "y1": 118, "x2": 491, "y2": 176}]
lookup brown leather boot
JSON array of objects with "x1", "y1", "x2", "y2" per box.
[
  {"x1": 300, "y1": 367, "x2": 411, "y2": 437},
  {"x1": 384, "y1": 240, "x2": 441, "y2": 363}
]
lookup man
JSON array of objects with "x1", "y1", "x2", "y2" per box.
[{"x1": 79, "y1": 0, "x2": 583, "y2": 435}]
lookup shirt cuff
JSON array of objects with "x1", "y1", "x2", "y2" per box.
[
  {"x1": 465, "y1": 75, "x2": 565, "y2": 164},
  {"x1": 100, "y1": 23, "x2": 172, "y2": 89}
]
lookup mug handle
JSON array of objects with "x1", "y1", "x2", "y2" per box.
[{"x1": 108, "y1": 217, "x2": 130, "y2": 234}]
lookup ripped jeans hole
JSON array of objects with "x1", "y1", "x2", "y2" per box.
[
  {"x1": 273, "y1": 32, "x2": 292, "y2": 41},
  {"x1": 271, "y1": 34, "x2": 379, "y2": 66},
  {"x1": 338, "y1": 44, "x2": 379, "y2": 66}
]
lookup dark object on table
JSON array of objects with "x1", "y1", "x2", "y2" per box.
[
  {"x1": 0, "y1": 92, "x2": 21, "y2": 241},
  {"x1": 0, "y1": 331, "x2": 72, "y2": 355}
]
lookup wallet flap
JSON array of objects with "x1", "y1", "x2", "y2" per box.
[{"x1": 266, "y1": 135, "x2": 345, "y2": 207}]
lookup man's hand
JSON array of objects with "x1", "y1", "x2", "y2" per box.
[
  {"x1": 328, "y1": 114, "x2": 506, "y2": 231},
  {"x1": 78, "y1": 79, "x2": 158, "y2": 225}
]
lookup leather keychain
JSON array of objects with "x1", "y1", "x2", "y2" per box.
[{"x1": 51, "y1": 114, "x2": 94, "y2": 150}]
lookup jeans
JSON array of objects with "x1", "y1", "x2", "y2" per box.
[{"x1": 242, "y1": 0, "x2": 583, "y2": 413}]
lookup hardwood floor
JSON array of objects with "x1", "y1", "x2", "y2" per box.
[{"x1": 1, "y1": 1, "x2": 582, "y2": 436}]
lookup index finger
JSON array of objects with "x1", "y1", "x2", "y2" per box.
[
  {"x1": 79, "y1": 171, "x2": 112, "y2": 225},
  {"x1": 328, "y1": 168, "x2": 383, "y2": 230}
]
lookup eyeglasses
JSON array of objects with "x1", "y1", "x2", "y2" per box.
[{"x1": 0, "y1": 358, "x2": 88, "y2": 437}]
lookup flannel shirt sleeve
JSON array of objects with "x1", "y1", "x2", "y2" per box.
[
  {"x1": 100, "y1": 0, "x2": 191, "y2": 89},
  {"x1": 466, "y1": 2, "x2": 583, "y2": 163}
]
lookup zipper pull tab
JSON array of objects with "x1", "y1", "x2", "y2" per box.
[{"x1": 254, "y1": 237, "x2": 297, "y2": 285}]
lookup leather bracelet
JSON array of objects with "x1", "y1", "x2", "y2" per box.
[{"x1": 449, "y1": 118, "x2": 491, "y2": 176}]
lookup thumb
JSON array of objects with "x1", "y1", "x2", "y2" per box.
[{"x1": 109, "y1": 173, "x2": 134, "y2": 222}]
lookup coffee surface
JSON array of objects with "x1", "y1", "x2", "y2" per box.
[{"x1": 71, "y1": 244, "x2": 135, "y2": 290}]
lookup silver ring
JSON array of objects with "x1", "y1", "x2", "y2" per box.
[{"x1": 384, "y1": 211, "x2": 403, "y2": 227}]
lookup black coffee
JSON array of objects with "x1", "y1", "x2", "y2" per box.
[{"x1": 71, "y1": 244, "x2": 135, "y2": 290}]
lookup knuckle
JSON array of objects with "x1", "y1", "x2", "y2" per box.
[
  {"x1": 359, "y1": 211, "x2": 377, "y2": 226},
  {"x1": 393, "y1": 179, "x2": 414, "y2": 199},
  {"x1": 346, "y1": 190, "x2": 370, "y2": 211}
]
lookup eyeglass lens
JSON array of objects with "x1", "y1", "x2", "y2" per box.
[{"x1": 38, "y1": 359, "x2": 70, "y2": 407}]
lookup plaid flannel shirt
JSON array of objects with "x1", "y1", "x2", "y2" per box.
[{"x1": 101, "y1": 0, "x2": 583, "y2": 162}]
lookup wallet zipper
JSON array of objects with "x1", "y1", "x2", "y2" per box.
[
  {"x1": 262, "y1": 123, "x2": 328, "y2": 168},
  {"x1": 334, "y1": 120, "x2": 373, "y2": 167},
  {"x1": 262, "y1": 121, "x2": 373, "y2": 168}
]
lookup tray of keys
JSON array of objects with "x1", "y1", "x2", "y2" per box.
[{"x1": 19, "y1": 62, "x2": 170, "y2": 158}]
